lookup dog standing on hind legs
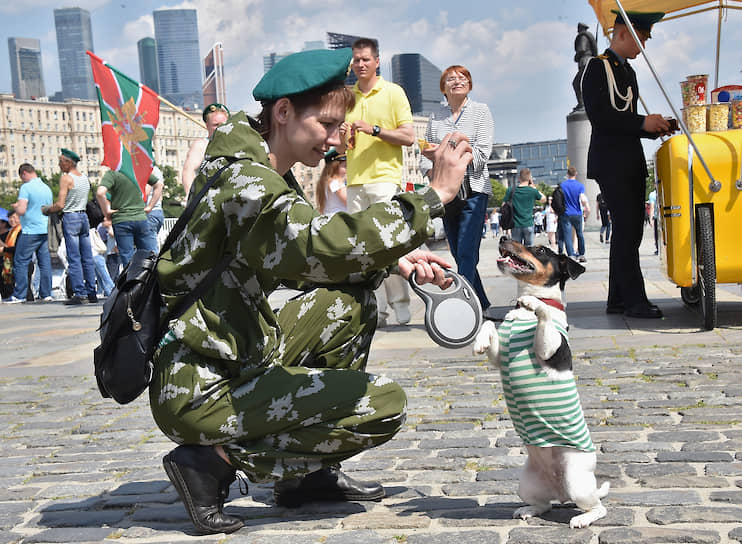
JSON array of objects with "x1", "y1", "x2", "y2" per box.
[{"x1": 473, "y1": 237, "x2": 609, "y2": 528}]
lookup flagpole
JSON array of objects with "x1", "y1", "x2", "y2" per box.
[{"x1": 155, "y1": 95, "x2": 207, "y2": 130}]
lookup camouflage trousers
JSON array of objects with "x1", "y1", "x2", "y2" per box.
[{"x1": 150, "y1": 284, "x2": 407, "y2": 483}]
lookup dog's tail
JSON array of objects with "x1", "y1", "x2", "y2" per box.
[{"x1": 597, "y1": 481, "x2": 610, "y2": 498}]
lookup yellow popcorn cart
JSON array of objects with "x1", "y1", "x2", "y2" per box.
[{"x1": 590, "y1": 0, "x2": 742, "y2": 330}]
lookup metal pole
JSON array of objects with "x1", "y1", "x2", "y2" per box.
[
  {"x1": 614, "y1": 0, "x2": 721, "y2": 193},
  {"x1": 714, "y1": 0, "x2": 722, "y2": 89}
]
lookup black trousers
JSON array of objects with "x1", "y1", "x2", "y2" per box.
[{"x1": 595, "y1": 165, "x2": 650, "y2": 309}]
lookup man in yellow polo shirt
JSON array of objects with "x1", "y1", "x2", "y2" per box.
[{"x1": 337, "y1": 37, "x2": 415, "y2": 328}]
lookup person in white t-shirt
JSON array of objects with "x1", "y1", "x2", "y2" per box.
[{"x1": 315, "y1": 149, "x2": 347, "y2": 215}]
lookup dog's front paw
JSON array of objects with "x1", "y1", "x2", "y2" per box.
[
  {"x1": 472, "y1": 321, "x2": 496, "y2": 355},
  {"x1": 517, "y1": 295, "x2": 547, "y2": 317}
]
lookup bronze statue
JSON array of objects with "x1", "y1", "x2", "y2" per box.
[{"x1": 572, "y1": 22, "x2": 598, "y2": 111}]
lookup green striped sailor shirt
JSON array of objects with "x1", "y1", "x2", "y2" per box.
[{"x1": 498, "y1": 311, "x2": 595, "y2": 452}]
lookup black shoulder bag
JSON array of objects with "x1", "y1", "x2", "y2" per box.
[
  {"x1": 499, "y1": 186, "x2": 515, "y2": 230},
  {"x1": 93, "y1": 160, "x2": 243, "y2": 404}
]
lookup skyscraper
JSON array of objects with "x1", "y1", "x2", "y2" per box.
[
  {"x1": 8, "y1": 37, "x2": 46, "y2": 100},
  {"x1": 137, "y1": 37, "x2": 159, "y2": 93},
  {"x1": 327, "y1": 32, "x2": 379, "y2": 86},
  {"x1": 391, "y1": 54, "x2": 442, "y2": 115},
  {"x1": 202, "y1": 42, "x2": 225, "y2": 107},
  {"x1": 54, "y1": 7, "x2": 96, "y2": 101},
  {"x1": 153, "y1": 8, "x2": 202, "y2": 109}
]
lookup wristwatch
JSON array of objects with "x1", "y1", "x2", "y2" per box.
[{"x1": 372, "y1": 125, "x2": 381, "y2": 137}]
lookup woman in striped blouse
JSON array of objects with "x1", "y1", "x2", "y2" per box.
[{"x1": 420, "y1": 65, "x2": 494, "y2": 310}]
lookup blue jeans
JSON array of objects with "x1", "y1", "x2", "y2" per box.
[
  {"x1": 113, "y1": 219, "x2": 158, "y2": 269},
  {"x1": 147, "y1": 209, "x2": 165, "y2": 242},
  {"x1": 559, "y1": 214, "x2": 585, "y2": 257},
  {"x1": 63, "y1": 212, "x2": 97, "y2": 297},
  {"x1": 93, "y1": 253, "x2": 115, "y2": 296},
  {"x1": 443, "y1": 192, "x2": 490, "y2": 309},
  {"x1": 12, "y1": 233, "x2": 52, "y2": 300},
  {"x1": 511, "y1": 225, "x2": 534, "y2": 246}
]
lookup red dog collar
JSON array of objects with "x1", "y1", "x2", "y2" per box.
[{"x1": 516, "y1": 298, "x2": 565, "y2": 312}]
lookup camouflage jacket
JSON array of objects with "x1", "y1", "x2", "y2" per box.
[{"x1": 157, "y1": 111, "x2": 444, "y2": 375}]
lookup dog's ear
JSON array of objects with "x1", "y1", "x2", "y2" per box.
[{"x1": 558, "y1": 255, "x2": 586, "y2": 290}]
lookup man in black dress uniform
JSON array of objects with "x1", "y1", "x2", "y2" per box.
[{"x1": 582, "y1": 10, "x2": 675, "y2": 319}]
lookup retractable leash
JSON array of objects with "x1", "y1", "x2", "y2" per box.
[{"x1": 408, "y1": 269, "x2": 483, "y2": 349}]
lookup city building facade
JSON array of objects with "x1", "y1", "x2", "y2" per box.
[
  {"x1": 488, "y1": 143, "x2": 520, "y2": 189},
  {"x1": 510, "y1": 138, "x2": 568, "y2": 186},
  {"x1": 391, "y1": 53, "x2": 442, "y2": 116},
  {"x1": 153, "y1": 9, "x2": 202, "y2": 109},
  {"x1": 0, "y1": 94, "x2": 204, "y2": 192},
  {"x1": 137, "y1": 37, "x2": 160, "y2": 94},
  {"x1": 8, "y1": 37, "x2": 46, "y2": 100},
  {"x1": 202, "y1": 42, "x2": 226, "y2": 107},
  {"x1": 54, "y1": 7, "x2": 96, "y2": 101}
]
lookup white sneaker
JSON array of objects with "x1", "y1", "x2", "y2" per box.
[
  {"x1": 4, "y1": 296, "x2": 26, "y2": 304},
  {"x1": 41, "y1": 296, "x2": 55, "y2": 302},
  {"x1": 392, "y1": 303, "x2": 411, "y2": 325}
]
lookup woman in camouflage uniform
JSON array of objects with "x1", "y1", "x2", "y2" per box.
[{"x1": 152, "y1": 48, "x2": 473, "y2": 535}]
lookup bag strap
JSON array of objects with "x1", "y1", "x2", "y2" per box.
[
  {"x1": 160, "y1": 158, "x2": 247, "y2": 255},
  {"x1": 158, "y1": 157, "x2": 247, "y2": 333}
]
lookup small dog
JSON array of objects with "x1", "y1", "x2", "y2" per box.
[{"x1": 473, "y1": 237, "x2": 609, "y2": 528}]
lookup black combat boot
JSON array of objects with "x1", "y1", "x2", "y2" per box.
[
  {"x1": 274, "y1": 465, "x2": 384, "y2": 507},
  {"x1": 162, "y1": 445, "x2": 244, "y2": 534}
]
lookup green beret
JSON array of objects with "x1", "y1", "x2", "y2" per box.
[
  {"x1": 324, "y1": 148, "x2": 346, "y2": 162},
  {"x1": 612, "y1": 9, "x2": 664, "y2": 37},
  {"x1": 202, "y1": 103, "x2": 230, "y2": 122},
  {"x1": 253, "y1": 48, "x2": 352, "y2": 102},
  {"x1": 60, "y1": 148, "x2": 80, "y2": 162}
]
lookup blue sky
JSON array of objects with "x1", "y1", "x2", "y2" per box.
[{"x1": 1, "y1": 0, "x2": 741, "y2": 150}]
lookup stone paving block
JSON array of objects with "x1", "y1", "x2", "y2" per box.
[
  {"x1": 475, "y1": 468, "x2": 521, "y2": 482},
  {"x1": 397, "y1": 458, "x2": 467, "y2": 471},
  {"x1": 682, "y1": 439, "x2": 742, "y2": 451},
  {"x1": 324, "y1": 530, "x2": 391, "y2": 544},
  {"x1": 624, "y1": 462, "x2": 696, "y2": 478},
  {"x1": 107, "y1": 480, "x2": 171, "y2": 495},
  {"x1": 729, "y1": 526, "x2": 742, "y2": 542},
  {"x1": 37, "y1": 497, "x2": 102, "y2": 511},
  {"x1": 18, "y1": 527, "x2": 117, "y2": 543},
  {"x1": 710, "y1": 490, "x2": 742, "y2": 503},
  {"x1": 341, "y1": 510, "x2": 430, "y2": 530},
  {"x1": 31, "y1": 481, "x2": 114, "y2": 499},
  {"x1": 387, "y1": 496, "x2": 478, "y2": 513},
  {"x1": 645, "y1": 505, "x2": 742, "y2": 524},
  {"x1": 406, "y1": 530, "x2": 501, "y2": 544},
  {"x1": 229, "y1": 533, "x2": 328, "y2": 544},
  {"x1": 28, "y1": 508, "x2": 125, "y2": 528},
  {"x1": 436, "y1": 505, "x2": 520, "y2": 527},
  {"x1": 506, "y1": 526, "x2": 594, "y2": 544},
  {"x1": 656, "y1": 451, "x2": 733, "y2": 462},
  {"x1": 601, "y1": 441, "x2": 675, "y2": 453},
  {"x1": 241, "y1": 517, "x2": 338, "y2": 531},
  {"x1": 638, "y1": 475, "x2": 729, "y2": 488},
  {"x1": 607, "y1": 489, "x2": 701, "y2": 506},
  {"x1": 101, "y1": 491, "x2": 179, "y2": 507},
  {"x1": 597, "y1": 527, "x2": 721, "y2": 544},
  {"x1": 706, "y1": 462, "x2": 742, "y2": 476},
  {"x1": 442, "y1": 481, "x2": 518, "y2": 496}
]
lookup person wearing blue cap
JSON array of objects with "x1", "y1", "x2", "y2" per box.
[
  {"x1": 149, "y1": 47, "x2": 474, "y2": 534},
  {"x1": 582, "y1": 10, "x2": 675, "y2": 319}
]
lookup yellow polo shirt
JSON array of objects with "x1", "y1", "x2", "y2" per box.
[{"x1": 346, "y1": 77, "x2": 413, "y2": 187}]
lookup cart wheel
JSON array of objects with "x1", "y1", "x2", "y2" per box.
[
  {"x1": 680, "y1": 285, "x2": 700, "y2": 306},
  {"x1": 696, "y1": 206, "x2": 716, "y2": 330}
]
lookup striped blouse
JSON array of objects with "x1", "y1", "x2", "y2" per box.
[
  {"x1": 419, "y1": 98, "x2": 494, "y2": 195},
  {"x1": 497, "y1": 310, "x2": 595, "y2": 452}
]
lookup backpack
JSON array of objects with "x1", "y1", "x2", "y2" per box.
[
  {"x1": 499, "y1": 187, "x2": 515, "y2": 230},
  {"x1": 551, "y1": 184, "x2": 566, "y2": 216},
  {"x1": 86, "y1": 198, "x2": 105, "y2": 228},
  {"x1": 93, "y1": 160, "x2": 242, "y2": 404}
]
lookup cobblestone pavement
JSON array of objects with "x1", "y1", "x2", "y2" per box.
[{"x1": 1, "y1": 228, "x2": 742, "y2": 543}]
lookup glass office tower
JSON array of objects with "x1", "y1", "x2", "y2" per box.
[
  {"x1": 8, "y1": 37, "x2": 46, "y2": 100},
  {"x1": 54, "y1": 7, "x2": 96, "y2": 100},
  {"x1": 137, "y1": 37, "x2": 160, "y2": 94},
  {"x1": 153, "y1": 9, "x2": 202, "y2": 109},
  {"x1": 391, "y1": 53, "x2": 442, "y2": 115}
]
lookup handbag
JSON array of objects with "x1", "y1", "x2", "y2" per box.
[
  {"x1": 93, "y1": 159, "x2": 243, "y2": 404},
  {"x1": 499, "y1": 187, "x2": 515, "y2": 230},
  {"x1": 90, "y1": 228, "x2": 107, "y2": 255}
]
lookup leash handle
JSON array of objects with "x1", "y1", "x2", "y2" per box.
[{"x1": 408, "y1": 269, "x2": 483, "y2": 349}]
